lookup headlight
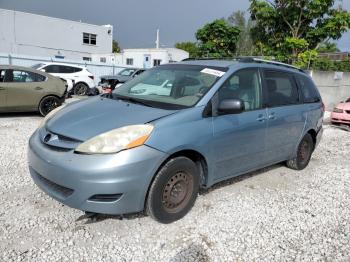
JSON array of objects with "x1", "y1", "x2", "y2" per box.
[
  {"x1": 75, "y1": 124, "x2": 154, "y2": 154},
  {"x1": 39, "y1": 105, "x2": 66, "y2": 128},
  {"x1": 333, "y1": 108, "x2": 344, "y2": 113}
]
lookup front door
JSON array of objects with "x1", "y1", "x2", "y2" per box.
[{"x1": 211, "y1": 68, "x2": 268, "y2": 181}]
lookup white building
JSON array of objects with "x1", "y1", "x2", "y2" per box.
[
  {"x1": 91, "y1": 48, "x2": 189, "y2": 68},
  {"x1": 0, "y1": 8, "x2": 113, "y2": 61}
]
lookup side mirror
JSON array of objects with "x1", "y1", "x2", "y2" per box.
[{"x1": 218, "y1": 99, "x2": 245, "y2": 115}]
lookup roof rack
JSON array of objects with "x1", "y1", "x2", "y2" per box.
[
  {"x1": 182, "y1": 57, "x2": 306, "y2": 73},
  {"x1": 240, "y1": 57, "x2": 304, "y2": 72}
]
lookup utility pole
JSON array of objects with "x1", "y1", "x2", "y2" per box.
[{"x1": 155, "y1": 29, "x2": 160, "y2": 49}]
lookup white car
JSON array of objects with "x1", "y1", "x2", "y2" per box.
[{"x1": 32, "y1": 63, "x2": 95, "y2": 95}]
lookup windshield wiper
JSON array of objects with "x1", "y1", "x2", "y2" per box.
[{"x1": 113, "y1": 94, "x2": 155, "y2": 108}]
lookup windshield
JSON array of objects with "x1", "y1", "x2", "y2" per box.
[
  {"x1": 112, "y1": 64, "x2": 228, "y2": 109},
  {"x1": 119, "y1": 68, "x2": 136, "y2": 76},
  {"x1": 31, "y1": 63, "x2": 45, "y2": 70}
]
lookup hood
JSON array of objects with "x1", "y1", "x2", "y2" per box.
[
  {"x1": 46, "y1": 96, "x2": 177, "y2": 141},
  {"x1": 336, "y1": 102, "x2": 350, "y2": 110}
]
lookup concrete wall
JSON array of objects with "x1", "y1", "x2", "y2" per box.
[
  {"x1": 311, "y1": 71, "x2": 350, "y2": 110},
  {"x1": 0, "y1": 9, "x2": 113, "y2": 60}
]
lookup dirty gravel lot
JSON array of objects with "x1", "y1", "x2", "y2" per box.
[{"x1": 1, "y1": 113, "x2": 350, "y2": 262}]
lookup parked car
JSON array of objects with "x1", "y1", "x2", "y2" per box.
[
  {"x1": 331, "y1": 98, "x2": 350, "y2": 126},
  {"x1": 0, "y1": 65, "x2": 66, "y2": 116},
  {"x1": 28, "y1": 58, "x2": 324, "y2": 223},
  {"x1": 99, "y1": 68, "x2": 145, "y2": 90},
  {"x1": 32, "y1": 62, "x2": 95, "y2": 96}
]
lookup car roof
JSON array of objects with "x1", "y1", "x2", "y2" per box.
[
  {"x1": 175, "y1": 58, "x2": 307, "y2": 75},
  {"x1": 0, "y1": 64, "x2": 52, "y2": 75},
  {"x1": 38, "y1": 62, "x2": 86, "y2": 68}
]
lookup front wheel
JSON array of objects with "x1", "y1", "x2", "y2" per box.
[
  {"x1": 286, "y1": 133, "x2": 314, "y2": 170},
  {"x1": 146, "y1": 157, "x2": 200, "y2": 224}
]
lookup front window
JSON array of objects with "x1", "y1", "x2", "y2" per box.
[
  {"x1": 217, "y1": 68, "x2": 262, "y2": 111},
  {"x1": 112, "y1": 64, "x2": 228, "y2": 109}
]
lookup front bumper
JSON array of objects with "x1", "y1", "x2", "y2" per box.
[
  {"x1": 331, "y1": 112, "x2": 350, "y2": 124},
  {"x1": 28, "y1": 130, "x2": 168, "y2": 215}
]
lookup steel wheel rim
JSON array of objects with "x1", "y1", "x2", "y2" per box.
[
  {"x1": 42, "y1": 98, "x2": 58, "y2": 115},
  {"x1": 162, "y1": 171, "x2": 193, "y2": 213}
]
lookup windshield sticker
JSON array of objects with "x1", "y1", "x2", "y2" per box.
[{"x1": 200, "y1": 68, "x2": 225, "y2": 77}]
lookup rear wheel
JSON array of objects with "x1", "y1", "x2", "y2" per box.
[
  {"x1": 74, "y1": 83, "x2": 88, "y2": 96},
  {"x1": 38, "y1": 96, "x2": 61, "y2": 116},
  {"x1": 286, "y1": 133, "x2": 314, "y2": 170},
  {"x1": 146, "y1": 157, "x2": 200, "y2": 224}
]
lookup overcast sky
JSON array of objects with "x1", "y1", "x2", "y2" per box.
[{"x1": 1, "y1": 0, "x2": 350, "y2": 51}]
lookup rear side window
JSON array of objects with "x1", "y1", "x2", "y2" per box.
[
  {"x1": 296, "y1": 74, "x2": 321, "y2": 103},
  {"x1": 6, "y1": 70, "x2": 46, "y2": 83},
  {"x1": 264, "y1": 70, "x2": 299, "y2": 107},
  {"x1": 44, "y1": 65, "x2": 60, "y2": 73}
]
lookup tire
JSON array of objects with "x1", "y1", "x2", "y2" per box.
[
  {"x1": 146, "y1": 157, "x2": 200, "y2": 224},
  {"x1": 38, "y1": 96, "x2": 61, "y2": 116},
  {"x1": 286, "y1": 133, "x2": 314, "y2": 170},
  {"x1": 73, "y1": 83, "x2": 89, "y2": 96}
]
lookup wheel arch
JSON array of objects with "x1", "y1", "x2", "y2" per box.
[
  {"x1": 143, "y1": 149, "x2": 209, "y2": 210},
  {"x1": 38, "y1": 94, "x2": 62, "y2": 115}
]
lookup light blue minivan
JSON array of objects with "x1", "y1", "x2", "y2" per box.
[{"x1": 28, "y1": 58, "x2": 324, "y2": 223}]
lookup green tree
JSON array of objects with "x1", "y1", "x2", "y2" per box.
[
  {"x1": 175, "y1": 42, "x2": 200, "y2": 58},
  {"x1": 112, "y1": 40, "x2": 121, "y2": 53},
  {"x1": 250, "y1": 0, "x2": 350, "y2": 66},
  {"x1": 195, "y1": 19, "x2": 241, "y2": 58},
  {"x1": 227, "y1": 11, "x2": 254, "y2": 56},
  {"x1": 317, "y1": 42, "x2": 340, "y2": 53}
]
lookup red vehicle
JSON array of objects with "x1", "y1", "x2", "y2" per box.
[{"x1": 331, "y1": 98, "x2": 350, "y2": 126}]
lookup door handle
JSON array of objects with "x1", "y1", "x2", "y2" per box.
[
  {"x1": 35, "y1": 87, "x2": 43, "y2": 90},
  {"x1": 268, "y1": 112, "x2": 276, "y2": 120},
  {"x1": 0, "y1": 87, "x2": 5, "y2": 91},
  {"x1": 257, "y1": 114, "x2": 267, "y2": 122}
]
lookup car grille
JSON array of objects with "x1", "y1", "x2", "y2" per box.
[
  {"x1": 40, "y1": 128, "x2": 81, "y2": 150},
  {"x1": 31, "y1": 168, "x2": 74, "y2": 199}
]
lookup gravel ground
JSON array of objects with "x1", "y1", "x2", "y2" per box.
[{"x1": 1, "y1": 112, "x2": 350, "y2": 261}]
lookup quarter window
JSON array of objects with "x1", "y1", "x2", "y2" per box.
[
  {"x1": 296, "y1": 74, "x2": 320, "y2": 103},
  {"x1": 217, "y1": 68, "x2": 262, "y2": 111},
  {"x1": 83, "y1": 33, "x2": 97, "y2": 45},
  {"x1": 264, "y1": 71, "x2": 299, "y2": 107}
]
